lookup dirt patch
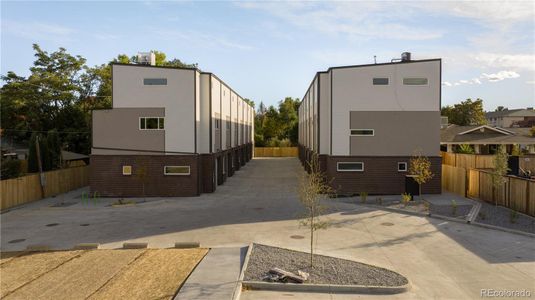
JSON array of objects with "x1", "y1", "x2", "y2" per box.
[
  {"x1": 0, "y1": 248, "x2": 208, "y2": 300},
  {"x1": 89, "y1": 249, "x2": 208, "y2": 300}
]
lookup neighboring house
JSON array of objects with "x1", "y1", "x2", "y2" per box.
[
  {"x1": 298, "y1": 54, "x2": 442, "y2": 195},
  {"x1": 486, "y1": 108, "x2": 535, "y2": 127},
  {"x1": 90, "y1": 61, "x2": 254, "y2": 197},
  {"x1": 441, "y1": 124, "x2": 535, "y2": 154}
]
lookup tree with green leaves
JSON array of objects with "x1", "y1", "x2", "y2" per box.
[
  {"x1": 409, "y1": 150, "x2": 434, "y2": 199},
  {"x1": 441, "y1": 98, "x2": 487, "y2": 126},
  {"x1": 46, "y1": 130, "x2": 62, "y2": 170},
  {"x1": 28, "y1": 133, "x2": 51, "y2": 173},
  {"x1": 491, "y1": 145, "x2": 509, "y2": 206}
]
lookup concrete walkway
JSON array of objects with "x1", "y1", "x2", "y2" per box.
[
  {"x1": 175, "y1": 247, "x2": 245, "y2": 300},
  {"x1": 1, "y1": 158, "x2": 534, "y2": 299}
]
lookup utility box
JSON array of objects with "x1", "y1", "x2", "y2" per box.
[{"x1": 405, "y1": 175, "x2": 419, "y2": 200}]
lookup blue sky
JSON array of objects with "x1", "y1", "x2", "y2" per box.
[{"x1": 1, "y1": 1, "x2": 534, "y2": 110}]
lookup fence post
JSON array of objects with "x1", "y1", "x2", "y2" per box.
[{"x1": 527, "y1": 181, "x2": 530, "y2": 215}]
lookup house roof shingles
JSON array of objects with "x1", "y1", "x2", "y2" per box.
[{"x1": 441, "y1": 125, "x2": 535, "y2": 144}]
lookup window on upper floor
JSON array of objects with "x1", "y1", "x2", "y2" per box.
[
  {"x1": 143, "y1": 78, "x2": 167, "y2": 85},
  {"x1": 140, "y1": 117, "x2": 164, "y2": 130},
  {"x1": 403, "y1": 78, "x2": 428, "y2": 85},
  {"x1": 373, "y1": 78, "x2": 389, "y2": 85},
  {"x1": 398, "y1": 162, "x2": 408, "y2": 172},
  {"x1": 350, "y1": 129, "x2": 374, "y2": 136}
]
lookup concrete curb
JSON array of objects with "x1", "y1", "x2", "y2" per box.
[
  {"x1": 73, "y1": 243, "x2": 100, "y2": 250},
  {"x1": 26, "y1": 244, "x2": 51, "y2": 252},
  {"x1": 241, "y1": 281, "x2": 411, "y2": 294},
  {"x1": 174, "y1": 242, "x2": 200, "y2": 249},
  {"x1": 123, "y1": 242, "x2": 148, "y2": 249},
  {"x1": 233, "y1": 243, "x2": 253, "y2": 300},
  {"x1": 470, "y1": 222, "x2": 535, "y2": 238},
  {"x1": 364, "y1": 204, "x2": 535, "y2": 238}
]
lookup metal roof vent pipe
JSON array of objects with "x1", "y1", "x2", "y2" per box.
[{"x1": 401, "y1": 52, "x2": 411, "y2": 62}]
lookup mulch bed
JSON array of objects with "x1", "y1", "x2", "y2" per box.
[
  {"x1": 243, "y1": 244, "x2": 408, "y2": 287},
  {"x1": 475, "y1": 203, "x2": 535, "y2": 234}
]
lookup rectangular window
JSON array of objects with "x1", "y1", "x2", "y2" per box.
[
  {"x1": 164, "y1": 166, "x2": 190, "y2": 175},
  {"x1": 337, "y1": 162, "x2": 364, "y2": 172},
  {"x1": 215, "y1": 119, "x2": 220, "y2": 129},
  {"x1": 122, "y1": 166, "x2": 132, "y2": 175},
  {"x1": 373, "y1": 78, "x2": 389, "y2": 85},
  {"x1": 350, "y1": 129, "x2": 374, "y2": 136},
  {"x1": 140, "y1": 117, "x2": 164, "y2": 130},
  {"x1": 143, "y1": 78, "x2": 167, "y2": 85},
  {"x1": 403, "y1": 78, "x2": 428, "y2": 85},
  {"x1": 398, "y1": 162, "x2": 407, "y2": 172}
]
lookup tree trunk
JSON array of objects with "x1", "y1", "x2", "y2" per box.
[{"x1": 310, "y1": 209, "x2": 314, "y2": 268}]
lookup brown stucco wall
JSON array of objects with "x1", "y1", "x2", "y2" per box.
[{"x1": 90, "y1": 155, "x2": 199, "y2": 197}]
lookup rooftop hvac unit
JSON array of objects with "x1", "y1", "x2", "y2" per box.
[
  {"x1": 401, "y1": 52, "x2": 411, "y2": 62},
  {"x1": 440, "y1": 116, "x2": 449, "y2": 129},
  {"x1": 137, "y1": 52, "x2": 156, "y2": 66}
]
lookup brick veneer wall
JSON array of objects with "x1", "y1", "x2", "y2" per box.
[
  {"x1": 90, "y1": 155, "x2": 199, "y2": 197},
  {"x1": 325, "y1": 156, "x2": 442, "y2": 195}
]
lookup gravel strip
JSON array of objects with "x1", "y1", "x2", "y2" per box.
[
  {"x1": 429, "y1": 203, "x2": 472, "y2": 219},
  {"x1": 243, "y1": 244, "x2": 408, "y2": 287},
  {"x1": 475, "y1": 202, "x2": 535, "y2": 234}
]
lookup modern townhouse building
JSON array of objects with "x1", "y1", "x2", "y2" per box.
[
  {"x1": 90, "y1": 60, "x2": 254, "y2": 197},
  {"x1": 298, "y1": 54, "x2": 442, "y2": 195}
]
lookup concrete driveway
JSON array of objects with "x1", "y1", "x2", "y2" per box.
[{"x1": 1, "y1": 157, "x2": 534, "y2": 299}]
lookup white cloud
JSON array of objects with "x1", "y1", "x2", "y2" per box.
[
  {"x1": 481, "y1": 70, "x2": 520, "y2": 82},
  {"x1": 236, "y1": 2, "x2": 443, "y2": 41},
  {"x1": 3, "y1": 20, "x2": 74, "y2": 41},
  {"x1": 526, "y1": 81, "x2": 535, "y2": 85},
  {"x1": 442, "y1": 81, "x2": 453, "y2": 87},
  {"x1": 473, "y1": 53, "x2": 535, "y2": 71}
]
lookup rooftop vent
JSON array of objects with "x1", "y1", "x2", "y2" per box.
[
  {"x1": 401, "y1": 52, "x2": 411, "y2": 62},
  {"x1": 391, "y1": 52, "x2": 412, "y2": 63},
  {"x1": 137, "y1": 52, "x2": 156, "y2": 66}
]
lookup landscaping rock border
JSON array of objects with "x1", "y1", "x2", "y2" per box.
[{"x1": 240, "y1": 243, "x2": 410, "y2": 295}]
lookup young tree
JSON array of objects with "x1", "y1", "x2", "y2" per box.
[
  {"x1": 298, "y1": 153, "x2": 333, "y2": 267},
  {"x1": 491, "y1": 145, "x2": 509, "y2": 206},
  {"x1": 409, "y1": 150, "x2": 434, "y2": 199}
]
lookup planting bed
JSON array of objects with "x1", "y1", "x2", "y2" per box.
[
  {"x1": 243, "y1": 244, "x2": 408, "y2": 287},
  {"x1": 475, "y1": 202, "x2": 535, "y2": 234}
]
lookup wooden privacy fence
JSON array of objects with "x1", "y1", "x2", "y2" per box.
[
  {"x1": 441, "y1": 164, "x2": 466, "y2": 196},
  {"x1": 0, "y1": 166, "x2": 89, "y2": 211},
  {"x1": 467, "y1": 169, "x2": 535, "y2": 217},
  {"x1": 254, "y1": 147, "x2": 298, "y2": 157},
  {"x1": 441, "y1": 151, "x2": 535, "y2": 172},
  {"x1": 442, "y1": 164, "x2": 535, "y2": 216}
]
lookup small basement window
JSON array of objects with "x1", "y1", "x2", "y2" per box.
[
  {"x1": 373, "y1": 78, "x2": 389, "y2": 85},
  {"x1": 351, "y1": 129, "x2": 374, "y2": 136},
  {"x1": 398, "y1": 162, "x2": 407, "y2": 172},
  {"x1": 164, "y1": 166, "x2": 190, "y2": 175},
  {"x1": 403, "y1": 78, "x2": 428, "y2": 85},
  {"x1": 122, "y1": 166, "x2": 132, "y2": 175},
  {"x1": 144, "y1": 78, "x2": 167, "y2": 85},
  {"x1": 140, "y1": 117, "x2": 164, "y2": 130},
  {"x1": 337, "y1": 162, "x2": 364, "y2": 172}
]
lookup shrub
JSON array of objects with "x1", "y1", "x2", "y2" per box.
[
  {"x1": 451, "y1": 200, "x2": 457, "y2": 216},
  {"x1": 456, "y1": 144, "x2": 474, "y2": 154},
  {"x1": 359, "y1": 192, "x2": 368, "y2": 203},
  {"x1": 1, "y1": 159, "x2": 22, "y2": 180},
  {"x1": 510, "y1": 210, "x2": 518, "y2": 224},
  {"x1": 423, "y1": 201, "x2": 430, "y2": 211},
  {"x1": 401, "y1": 193, "x2": 411, "y2": 207}
]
